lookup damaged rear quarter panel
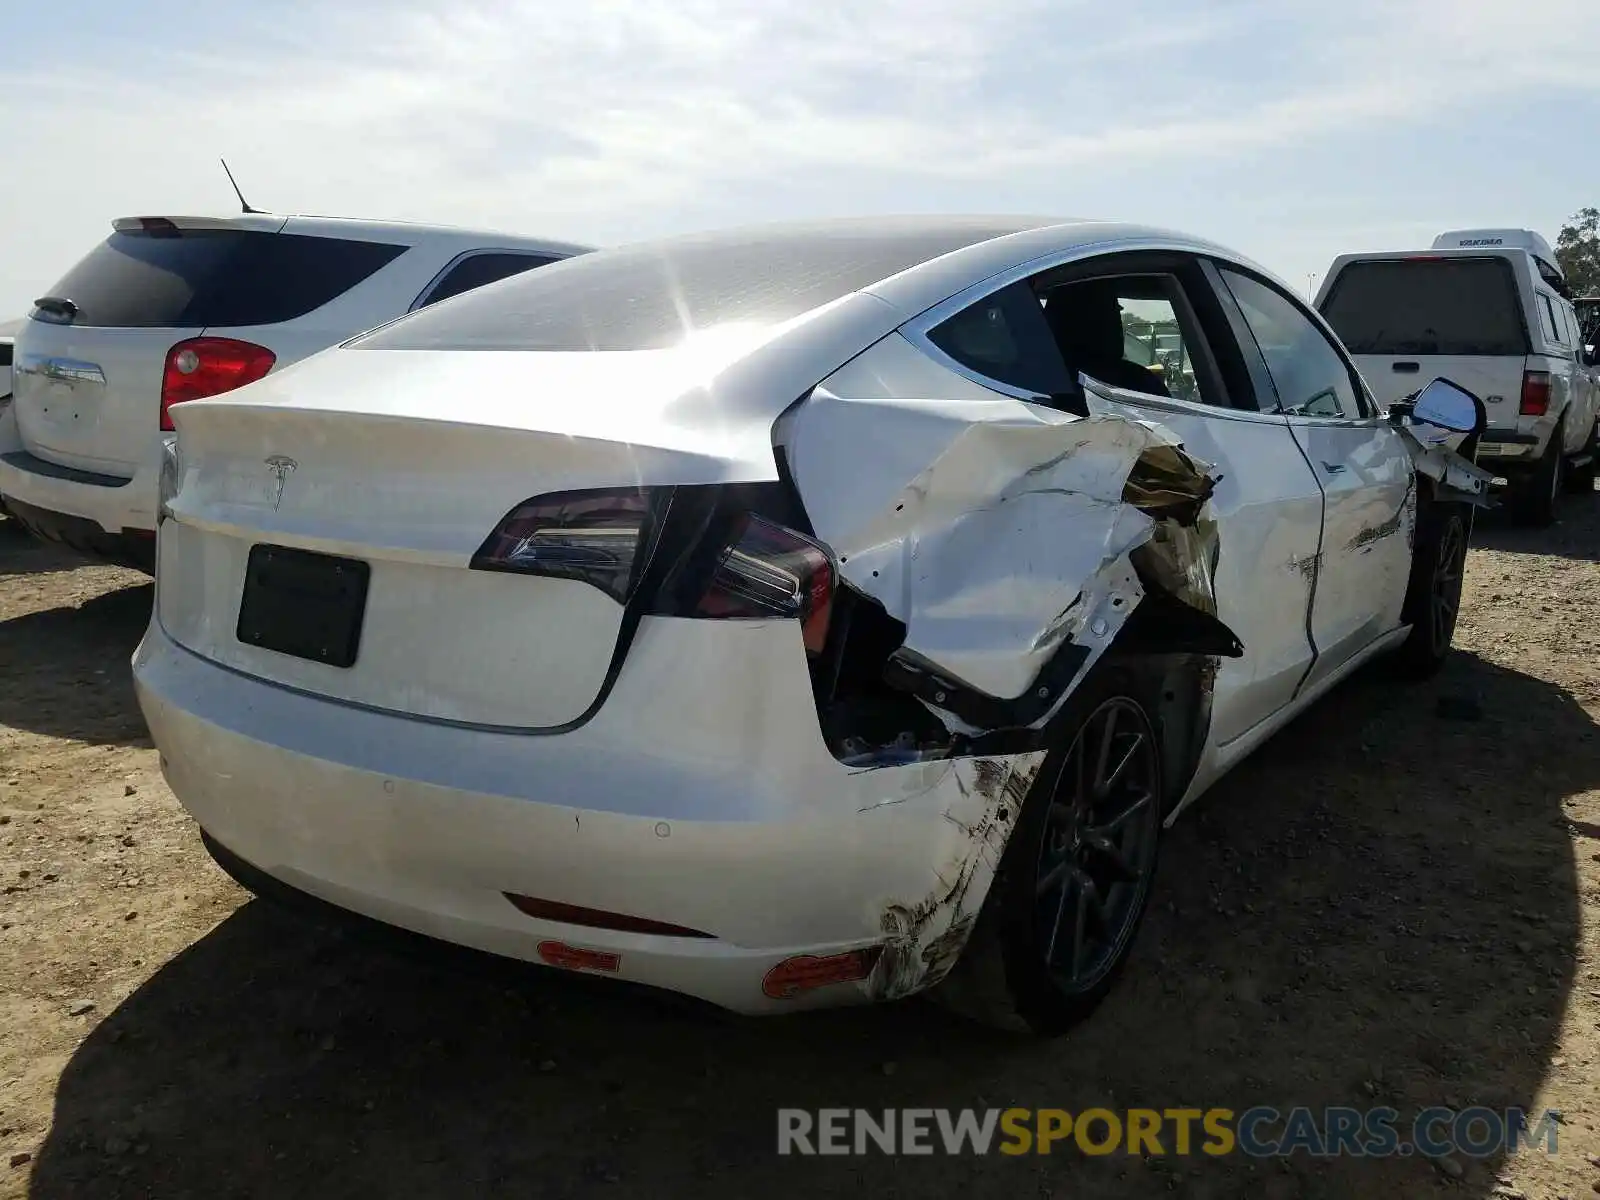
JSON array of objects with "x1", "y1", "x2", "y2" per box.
[
  {"x1": 781, "y1": 334, "x2": 1221, "y2": 711},
  {"x1": 865, "y1": 751, "x2": 1045, "y2": 999}
]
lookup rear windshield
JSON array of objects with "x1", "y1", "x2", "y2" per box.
[
  {"x1": 355, "y1": 220, "x2": 1029, "y2": 353},
  {"x1": 37, "y1": 228, "x2": 407, "y2": 329},
  {"x1": 1319, "y1": 258, "x2": 1529, "y2": 357}
]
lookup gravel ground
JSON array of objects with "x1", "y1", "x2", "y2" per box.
[{"x1": 1, "y1": 499, "x2": 1599, "y2": 1200}]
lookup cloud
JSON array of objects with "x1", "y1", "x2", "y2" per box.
[{"x1": 3, "y1": 0, "x2": 1598, "y2": 311}]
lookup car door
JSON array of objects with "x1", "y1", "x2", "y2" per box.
[
  {"x1": 1212, "y1": 264, "x2": 1414, "y2": 692},
  {"x1": 1015, "y1": 254, "x2": 1324, "y2": 748}
]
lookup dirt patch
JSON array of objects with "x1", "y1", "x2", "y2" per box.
[{"x1": 2, "y1": 503, "x2": 1599, "y2": 1199}]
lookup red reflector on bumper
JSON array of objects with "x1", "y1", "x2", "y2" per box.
[
  {"x1": 762, "y1": 949, "x2": 880, "y2": 1000},
  {"x1": 536, "y1": 941, "x2": 622, "y2": 973}
]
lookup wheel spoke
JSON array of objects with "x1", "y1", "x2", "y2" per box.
[
  {"x1": 1092, "y1": 707, "x2": 1119, "y2": 795},
  {"x1": 1036, "y1": 855, "x2": 1072, "y2": 899},
  {"x1": 1102, "y1": 732, "x2": 1146, "y2": 793},
  {"x1": 1043, "y1": 869, "x2": 1077, "y2": 964},
  {"x1": 1095, "y1": 790, "x2": 1153, "y2": 836},
  {"x1": 1069, "y1": 886, "x2": 1089, "y2": 980},
  {"x1": 1081, "y1": 832, "x2": 1138, "y2": 883}
]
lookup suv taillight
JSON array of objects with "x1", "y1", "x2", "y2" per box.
[
  {"x1": 473, "y1": 487, "x2": 836, "y2": 653},
  {"x1": 1520, "y1": 369, "x2": 1552, "y2": 417},
  {"x1": 160, "y1": 338, "x2": 276, "y2": 430}
]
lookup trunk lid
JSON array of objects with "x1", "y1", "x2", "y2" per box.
[
  {"x1": 14, "y1": 321, "x2": 199, "y2": 474},
  {"x1": 1350, "y1": 352, "x2": 1528, "y2": 417},
  {"x1": 157, "y1": 342, "x2": 795, "y2": 728}
]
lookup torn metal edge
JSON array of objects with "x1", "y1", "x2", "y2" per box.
[{"x1": 867, "y1": 752, "x2": 1046, "y2": 1000}]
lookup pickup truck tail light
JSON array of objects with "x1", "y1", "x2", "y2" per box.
[{"x1": 1519, "y1": 370, "x2": 1552, "y2": 417}]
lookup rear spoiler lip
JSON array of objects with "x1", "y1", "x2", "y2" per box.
[{"x1": 111, "y1": 214, "x2": 286, "y2": 234}]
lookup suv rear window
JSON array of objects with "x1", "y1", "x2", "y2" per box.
[
  {"x1": 37, "y1": 228, "x2": 407, "y2": 329},
  {"x1": 1319, "y1": 258, "x2": 1529, "y2": 357}
]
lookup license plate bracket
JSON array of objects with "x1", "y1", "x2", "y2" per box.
[{"x1": 236, "y1": 544, "x2": 370, "y2": 668}]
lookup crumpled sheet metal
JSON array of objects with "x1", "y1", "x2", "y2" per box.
[
  {"x1": 1399, "y1": 425, "x2": 1496, "y2": 506},
  {"x1": 785, "y1": 342, "x2": 1218, "y2": 706}
]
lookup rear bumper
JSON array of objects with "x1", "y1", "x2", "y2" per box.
[
  {"x1": 132, "y1": 619, "x2": 1042, "y2": 1014},
  {"x1": 2, "y1": 497, "x2": 155, "y2": 569},
  {"x1": 0, "y1": 404, "x2": 159, "y2": 534},
  {"x1": 1477, "y1": 426, "x2": 1542, "y2": 468}
]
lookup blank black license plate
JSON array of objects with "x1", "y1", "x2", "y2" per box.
[{"x1": 236, "y1": 544, "x2": 370, "y2": 668}]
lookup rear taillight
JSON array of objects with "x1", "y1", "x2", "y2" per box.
[
  {"x1": 694, "y1": 514, "x2": 834, "y2": 654},
  {"x1": 473, "y1": 487, "x2": 836, "y2": 652},
  {"x1": 471, "y1": 488, "x2": 652, "y2": 603},
  {"x1": 1520, "y1": 370, "x2": 1552, "y2": 416},
  {"x1": 160, "y1": 337, "x2": 276, "y2": 431}
]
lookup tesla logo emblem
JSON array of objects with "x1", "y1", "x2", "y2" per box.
[{"x1": 264, "y1": 455, "x2": 297, "y2": 509}]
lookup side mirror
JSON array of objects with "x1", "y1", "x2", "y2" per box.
[{"x1": 1398, "y1": 377, "x2": 1487, "y2": 436}]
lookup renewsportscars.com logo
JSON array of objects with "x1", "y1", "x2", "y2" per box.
[{"x1": 777, "y1": 1107, "x2": 1561, "y2": 1159}]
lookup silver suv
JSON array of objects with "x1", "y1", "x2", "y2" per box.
[{"x1": 0, "y1": 213, "x2": 589, "y2": 568}]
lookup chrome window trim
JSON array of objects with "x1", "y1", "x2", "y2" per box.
[
  {"x1": 895, "y1": 235, "x2": 1287, "y2": 412},
  {"x1": 1079, "y1": 375, "x2": 1300, "y2": 428}
]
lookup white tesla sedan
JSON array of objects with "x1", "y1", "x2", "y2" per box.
[{"x1": 134, "y1": 217, "x2": 1491, "y2": 1034}]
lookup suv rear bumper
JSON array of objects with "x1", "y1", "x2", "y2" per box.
[
  {"x1": 2, "y1": 497, "x2": 154, "y2": 568},
  {"x1": 0, "y1": 405, "x2": 160, "y2": 538}
]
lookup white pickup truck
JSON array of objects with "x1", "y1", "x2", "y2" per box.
[{"x1": 1317, "y1": 229, "x2": 1599, "y2": 525}]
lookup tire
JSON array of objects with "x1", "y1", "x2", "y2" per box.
[
  {"x1": 935, "y1": 661, "x2": 1166, "y2": 1035},
  {"x1": 1389, "y1": 498, "x2": 1469, "y2": 679},
  {"x1": 1509, "y1": 422, "x2": 1563, "y2": 526},
  {"x1": 1563, "y1": 420, "x2": 1598, "y2": 495}
]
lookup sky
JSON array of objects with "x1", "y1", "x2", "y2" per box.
[{"x1": 4, "y1": 0, "x2": 1599, "y2": 317}]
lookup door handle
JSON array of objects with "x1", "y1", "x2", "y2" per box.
[{"x1": 1320, "y1": 461, "x2": 1346, "y2": 475}]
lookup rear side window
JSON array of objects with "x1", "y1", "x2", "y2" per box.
[
  {"x1": 418, "y1": 252, "x2": 559, "y2": 308},
  {"x1": 38, "y1": 229, "x2": 407, "y2": 329},
  {"x1": 1319, "y1": 258, "x2": 1529, "y2": 357},
  {"x1": 1539, "y1": 295, "x2": 1564, "y2": 346},
  {"x1": 926, "y1": 280, "x2": 1073, "y2": 396}
]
